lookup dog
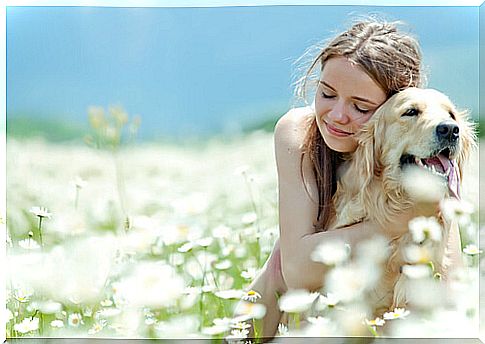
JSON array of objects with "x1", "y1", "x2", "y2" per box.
[{"x1": 329, "y1": 87, "x2": 476, "y2": 314}]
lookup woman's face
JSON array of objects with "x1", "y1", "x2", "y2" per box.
[{"x1": 315, "y1": 57, "x2": 387, "y2": 153}]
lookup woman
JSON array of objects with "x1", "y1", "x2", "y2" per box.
[{"x1": 241, "y1": 18, "x2": 463, "y2": 338}]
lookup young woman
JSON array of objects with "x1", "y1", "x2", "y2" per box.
[{"x1": 242, "y1": 18, "x2": 463, "y2": 338}]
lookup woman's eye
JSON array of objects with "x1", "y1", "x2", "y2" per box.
[
  {"x1": 402, "y1": 108, "x2": 420, "y2": 117},
  {"x1": 321, "y1": 91, "x2": 335, "y2": 99},
  {"x1": 354, "y1": 104, "x2": 370, "y2": 114}
]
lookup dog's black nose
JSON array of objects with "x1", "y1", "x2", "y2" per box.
[{"x1": 436, "y1": 121, "x2": 459, "y2": 142}]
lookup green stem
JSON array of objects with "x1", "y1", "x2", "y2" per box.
[
  {"x1": 367, "y1": 325, "x2": 378, "y2": 337},
  {"x1": 38, "y1": 217, "x2": 44, "y2": 248},
  {"x1": 199, "y1": 248, "x2": 208, "y2": 331},
  {"x1": 252, "y1": 318, "x2": 259, "y2": 340},
  {"x1": 294, "y1": 312, "x2": 300, "y2": 330},
  {"x1": 242, "y1": 173, "x2": 262, "y2": 265}
]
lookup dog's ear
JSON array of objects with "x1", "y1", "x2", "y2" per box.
[
  {"x1": 455, "y1": 110, "x2": 477, "y2": 179},
  {"x1": 351, "y1": 114, "x2": 384, "y2": 188},
  {"x1": 347, "y1": 108, "x2": 389, "y2": 226}
]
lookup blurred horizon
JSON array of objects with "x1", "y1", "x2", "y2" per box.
[{"x1": 6, "y1": 5, "x2": 480, "y2": 141}]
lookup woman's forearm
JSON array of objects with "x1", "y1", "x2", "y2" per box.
[{"x1": 281, "y1": 221, "x2": 384, "y2": 291}]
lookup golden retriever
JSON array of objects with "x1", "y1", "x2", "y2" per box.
[{"x1": 329, "y1": 87, "x2": 476, "y2": 314}]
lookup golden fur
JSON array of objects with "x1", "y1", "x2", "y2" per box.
[{"x1": 329, "y1": 88, "x2": 476, "y2": 313}]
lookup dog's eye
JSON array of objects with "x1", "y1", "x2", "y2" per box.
[
  {"x1": 402, "y1": 108, "x2": 420, "y2": 117},
  {"x1": 448, "y1": 111, "x2": 456, "y2": 120}
]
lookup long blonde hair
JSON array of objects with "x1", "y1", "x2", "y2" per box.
[{"x1": 295, "y1": 18, "x2": 424, "y2": 232}]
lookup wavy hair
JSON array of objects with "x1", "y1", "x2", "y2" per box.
[{"x1": 294, "y1": 18, "x2": 424, "y2": 232}]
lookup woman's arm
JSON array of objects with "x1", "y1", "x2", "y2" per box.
[{"x1": 241, "y1": 239, "x2": 287, "y2": 339}]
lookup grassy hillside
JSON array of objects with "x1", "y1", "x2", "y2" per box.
[{"x1": 7, "y1": 116, "x2": 88, "y2": 142}]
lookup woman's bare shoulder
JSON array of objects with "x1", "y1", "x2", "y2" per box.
[{"x1": 274, "y1": 106, "x2": 315, "y2": 153}]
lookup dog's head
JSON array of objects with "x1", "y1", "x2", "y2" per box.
[{"x1": 352, "y1": 88, "x2": 476, "y2": 216}]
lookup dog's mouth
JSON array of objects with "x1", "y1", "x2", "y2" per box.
[{"x1": 400, "y1": 148, "x2": 459, "y2": 198}]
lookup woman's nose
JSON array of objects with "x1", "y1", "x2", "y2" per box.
[{"x1": 327, "y1": 101, "x2": 350, "y2": 124}]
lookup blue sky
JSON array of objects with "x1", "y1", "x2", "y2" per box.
[{"x1": 7, "y1": 5, "x2": 479, "y2": 139}]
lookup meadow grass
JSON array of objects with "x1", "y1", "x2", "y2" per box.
[{"x1": 5, "y1": 115, "x2": 482, "y2": 340}]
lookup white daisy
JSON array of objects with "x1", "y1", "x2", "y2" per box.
[
  {"x1": 18, "y1": 238, "x2": 40, "y2": 250},
  {"x1": 315, "y1": 292, "x2": 340, "y2": 310},
  {"x1": 213, "y1": 317, "x2": 232, "y2": 327},
  {"x1": 178, "y1": 242, "x2": 195, "y2": 253},
  {"x1": 402, "y1": 166, "x2": 447, "y2": 203},
  {"x1": 214, "y1": 259, "x2": 232, "y2": 270},
  {"x1": 311, "y1": 240, "x2": 350, "y2": 265},
  {"x1": 14, "y1": 317, "x2": 39, "y2": 333},
  {"x1": 196, "y1": 237, "x2": 214, "y2": 248},
  {"x1": 233, "y1": 301, "x2": 266, "y2": 321},
  {"x1": 401, "y1": 264, "x2": 432, "y2": 279},
  {"x1": 88, "y1": 321, "x2": 106, "y2": 335},
  {"x1": 242, "y1": 290, "x2": 261, "y2": 303},
  {"x1": 404, "y1": 244, "x2": 432, "y2": 264},
  {"x1": 278, "y1": 289, "x2": 319, "y2": 313},
  {"x1": 72, "y1": 176, "x2": 87, "y2": 189},
  {"x1": 214, "y1": 289, "x2": 245, "y2": 300},
  {"x1": 463, "y1": 244, "x2": 482, "y2": 255},
  {"x1": 325, "y1": 264, "x2": 379, "y2": 302},
  {"x1": 365, "y1": 317, "x2": 385, "y2": 327},
  {"x1": 230, "y1": 321, "x2": 251, "y2": 330},
  {"x1": 29, "y1": 206, "x2": 52, "y2": 219},
  {"x1": 277, "y1": 323, "x2": 289, "y2": 336},
  {"x1": 441, "y1": 198, "x2": 474, "y2": 226},
  {"x1": 241, "y1": 212, "x2": 257, "y2": 225},
  {"x1": 13, "y1": 287, "x2": 33, "y2": 303},
  {"x1": 226, "y1": 328, "x2": 249, "y2": 340},
  {"x1": 241, "y1": 267, "x2": 258, "y2": 280},
  {"x1": 383, "y1": 308, "x2": 410, "y2": 320},
  {"x1": 68, "y1": 313, "x2": 83, "y2": 327},
  {"x1": 30, "y1": 300, "x2": 62, "y2": 314},
  {"x1": 83, "y1": 306, "x2": 93, "y2": 317},
  {"x1": 408, "y1": 216, "x2": 442, "y2": 243},
  {"x1": 116, "y1": 261, "x2": 185, "y2": 308},
  {"x1": 50, "y1": 320, "x2": 64, "y2": 328}
]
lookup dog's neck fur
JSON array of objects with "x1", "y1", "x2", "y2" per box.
[{"x1": 331, "y1": 153, "x2": 413, "y2": 230}]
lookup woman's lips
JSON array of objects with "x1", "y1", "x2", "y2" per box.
[{"x1": 325, "y1": 122, "x2": 353, "y2": 137}]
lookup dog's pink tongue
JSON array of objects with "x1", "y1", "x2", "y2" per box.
[
  {"x1": 423, "y1": 156, "x2": 446, "y2": 173},
  {"x1": 437, "y1": 154, "x2": 460, "y2": 199},
  {"x1": 423, "y1": 154, "x2": 459, "y2": 199},
  {"x1": 448, "y1": 160, "x2": 460, "y2": 199}
]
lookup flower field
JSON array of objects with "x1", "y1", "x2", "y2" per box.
[{"x1": 5, "y1": 111, "x2": 482, "y2": 341}]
